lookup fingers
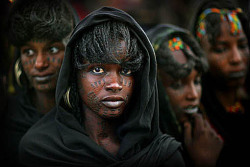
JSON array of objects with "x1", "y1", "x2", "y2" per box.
[
  {"x1": 192, "y1": 113, "x2": 205, "y2": 135},
  {"x1": 191, "y1": 113, "x2": 224, "y2": 144},
  {"x1": 183, "y1": 121, "x2": 192, "y2": 145}
]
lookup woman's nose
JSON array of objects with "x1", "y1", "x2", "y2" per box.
[
  {"x1": 34, "y1": 52, "x2": 49, "y2": 70},
  {"x1": 186, "y1": 83, "x2": 199, "y2": 101},
  {"x1": 105, "y1": 72, "x2": 123, "y2": 93},
  {"x1": 229, "y1": 46, "x2": 243, "y2": 65}
]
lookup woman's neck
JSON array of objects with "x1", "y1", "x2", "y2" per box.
[
  {"x1": 215, "y1": 86, "x2": 247, "y2": 108},
  {"x1": 31, "y1": 90, "x2": 56, "y2": 114},
  {"x1": 84, "y1": 108, "x2": 120, "y2": 155}
]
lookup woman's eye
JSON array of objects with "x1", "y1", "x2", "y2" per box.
[
  {"x1": 170, "y1": 80, "x2": 182, "y2": 90},
  {"x1": 92, "y1": 67, "x2": 104, "y2": 74},
  {"x1": 22, "y1": 49, "x2": 35, "y2": 57},
  {"x1": 49, "y1": 47, "x2": 59, "y2": 54},
  {"x1": 194, "y1": 77, "x2": 201, "y2": 85},
  {"x1": 121, "y1": 68, "x2": 132, "y2": 76},
  {"x1": 238, "y1": 43, "x2": 248, "y2": 50},
  {"x1": 212, "y1": 47, "x2": 227, "y2": 53}
]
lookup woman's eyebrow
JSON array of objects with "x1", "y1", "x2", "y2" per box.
[
  {"x1": 238, "y1": 37, "x2": 248, "y2": 43},
  {"x1": 215, "y1": 40, "x2": 228, "y2": 45}
]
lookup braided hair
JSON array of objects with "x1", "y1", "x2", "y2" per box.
[
  {"x1": 69, "y1": 21, "x2": 144, "y2": 123},
  {"x1": 8, "y1": 0, "x2": 75, "y2": 47}
]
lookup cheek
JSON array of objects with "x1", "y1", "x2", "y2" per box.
[
  {"x1": 77, "y1": 74, "x2": 90, "y2": 100},
  {"x1": 86, "y1": 91, "x2": 102, "y2": 112},
  {"x1": 48, "y1": 56, "x2": 64, "y2": 69},
  {"x1": 21, "y1": 57, "x2": 36, "y2": 74},
  {"x1": 242, "y1": 51, "x2": 250, "y2": 65},
  {"x1": 166, "y1": 88, "x2": 184, "y2": 110},
  {"x1": 77, "y1": 73, "x2": 105, "y2": 105},
  {"x1": 207, "y1": 54, "x2": 227, "y2": 71},
  {"x1": 122, "y1": 77, "x2": 134, "y2": 102},
  {"x1": 197, "y1": 85, "x2": 202, "y2": 98}
]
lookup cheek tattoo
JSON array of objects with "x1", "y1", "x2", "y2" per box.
[
  {"x1": 87, "y1": 91, "x2": 102, "y2": 112},
  {"x1": 124, "y1": 95, "x2": 130, "y2": 105},
  {"x1": 122, "y1": 78, "x2": 132, "y2": 87},
  {"x1": 23, "y1": 57, "x2": 62, "y2": 67},
  {"x1": 23, "y1": 58, "x2": 36, "y2": 66},
  {"x1": 123, "y1": 79, "x2": 132, "y2": 87},
  {"x1": 47, "y1": 57, "x2": 63, "y2": 66},
  {"x1": 91, "y1": 79, "x2": 105, "y2": 88}
]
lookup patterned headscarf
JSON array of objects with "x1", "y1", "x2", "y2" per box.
[{"x1": 196, "y1": 8, "x2": 243, "y2": 41}]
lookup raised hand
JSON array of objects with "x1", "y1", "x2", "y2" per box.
[{"x1": 183, "y1": 113, "x2": 224, "y2": 167}]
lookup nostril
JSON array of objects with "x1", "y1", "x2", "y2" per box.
[
  {"x1": 35, "y1": 56, "x2": 49, "y2": 70},
  {"x1": 106, "y1": 82, "x2": 122, "y2": 92}
]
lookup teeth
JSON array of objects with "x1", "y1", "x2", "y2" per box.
[
  {"x1": 184, "y1": 107, "x2": 198, "y2": 114},
  {"x1": 102, "y1": 101, "x2": 124, "y2": 108},
  {"x1": 229, "y1": 71, "x2": 245, "y2": 78},
  {"x1": 34, "y1": 75, "x2": 52, "y2": 82}
]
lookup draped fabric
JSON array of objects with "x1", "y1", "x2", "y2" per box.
[
  {"x1": 2, "y1": 92, "x2": 44, "y2": 166},
  {"x1": 201, "y1": 74, "x2": 250, "y2": 166},
  {"x1": 1, "y1": 2, "x2": 80, "y2": 165},
  {"x1": 19, "y1": 7, "x2": 185, "y2": 167}
]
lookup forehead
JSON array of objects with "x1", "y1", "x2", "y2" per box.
[
  {"x1": 22, "y1": 39, "x2": 64, "y2": 47},
  {"x1": 170, "y1": 45, "x2": 195, "y2": 64},
  {"x1": 159, "y1": 68, "x2": 199, "y2": 85},
  {"x1": 171, "y1": 50, "x2": 187, "y2": 64},
  {"x1": 217, "y1": 19, "x2": 246, "y2": 41}
]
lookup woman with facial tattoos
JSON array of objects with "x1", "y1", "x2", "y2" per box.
[
  {"x1": 18, "y1": 7, "x2": 187, "y2": 167},
  {"x1": 190, "y1": 0, "x2": 250, "y2": 166},
  {"x1": 1, "y1": 0, "x2": 78, "y2": 166},
  {"x1": 147, "y1": 24, "x2": 224, "y2": 167}
]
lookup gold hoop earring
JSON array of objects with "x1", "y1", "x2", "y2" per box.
[
  {"x1": 14, "y1": 58, "x2": 22, "y2": 87},
  {"x1": 64, "y1": 87, "x2": 72, "y2": 109}
]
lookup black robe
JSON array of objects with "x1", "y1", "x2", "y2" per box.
[
  {"x1": 19, "y1": 7, "x2": 186, "y2": 167},
  {"x1": 1, "y1": 3, "x2": 80, "y2": 165},
  {"x1": 201, "y1": 74, "x2": 250, "y2": 166},
  {"x1": 1, "y1": 91, "x2": 44, "y2": 166}
]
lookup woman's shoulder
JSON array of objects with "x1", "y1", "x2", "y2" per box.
[
  {"x1": 157, "y1": 134, "x2": 186, "y2": 167},
  {"x1": 19, "y1": 107, "x2": 57, "y2": 146},
  {"x1": 18, "y1": 108, "x2": 59, "y2": 164}
]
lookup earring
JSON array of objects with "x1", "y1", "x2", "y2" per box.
[
  {"x1": 14, "y1": 58, "x2": 22, "y2": 87},
  {"x1": 64, "y1": 87, "x2": 72, "y2": 109}
]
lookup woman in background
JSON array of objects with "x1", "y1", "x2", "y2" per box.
[
  {"x1": 190, "y1": 0, "x2": 250, "y2": 166},
  {"x1": 1, "y1": 0, "x2": 77, "y2": 165},
  {"x1": 147, "y1": 24, "x2": 223, "y2": 167}
]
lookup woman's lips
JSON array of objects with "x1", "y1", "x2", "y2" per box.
[
  {"x1": 33, "y1": 74, "x2": 55, "y2": 83},
  {"x1": 101, "y1": 101, "x2": 124, "y2": 108},
  {"x1": 228, "y1": 71, "x2": 246, "y2": 79},
  {"x1": 101, "y1": 96, "x2": 125, "y2": 109},
  {"x1": 183, "y1": 106, "x2": 198, "y2": 114}
]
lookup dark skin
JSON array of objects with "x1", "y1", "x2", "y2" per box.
[
  {"x1": 200, "y1": 19, "x2": 249, "y2": 110},
  {"x1": 77, "y1": 40, "x2": 134, "y2": 155},
  {"x1": 21, "y1": 40, "x2": 65, "y2": 113},
  {"x1": 183, "y1": 114, "x2": 223, "y2": 167},
  {"x1": 159, "y1": 44, "x2": 223, "y2": 167}
]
